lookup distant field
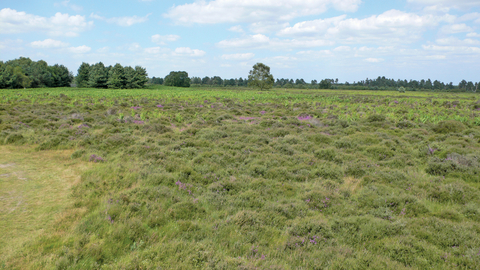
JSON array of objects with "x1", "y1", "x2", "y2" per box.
[{"x1": 1, "y1": 87, "x2": 480, "y2": 269}]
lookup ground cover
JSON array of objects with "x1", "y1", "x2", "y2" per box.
[
  {"x1": 1, "y1": 86, "x2": 480, "y2": 269},
  {"x1": 0, "y1": 145, "x2": 90, "y2": 269}
]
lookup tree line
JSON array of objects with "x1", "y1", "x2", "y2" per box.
[
  {"x1": 0, "y1": 57, "x2": 73, "y2": 89},
  {"x1": 76, "y1": 62, "x2": 148, "y2": 89},
  {"x1": 151, "y1": 73, "x2": 479, "y2": 92}
]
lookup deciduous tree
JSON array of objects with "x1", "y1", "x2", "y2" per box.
[
  {"x1": 248, "y1": 63, "x2": 274, "y2": 91},
  {"x1": 164, "y1": 71, "x2": 190, "y2": 87}
]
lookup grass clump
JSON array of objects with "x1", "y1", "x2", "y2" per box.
[{"x1": 433, "y1": 120, "x2": 466, "y2": 134}]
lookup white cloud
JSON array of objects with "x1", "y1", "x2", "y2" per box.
[
  {"x1": 467, "y1": 32, "x2": 480, "y2": 37},
  {"x1": 69, "y1": 45, "x2": 91, "y2": 54},
  {"x1": 425, "y1": 55, "x2": 446, "y2": 60},
  {"x1": 128, "y1": 43, "x2": 142, "y2": 52},
  {"x1": 96, "y1": 47, "x2": 110, "y2": 53},
  {"x1": 436, "y1": 37, "x2": 480, "y2": 46},
  {"x1": 90, "y1": 13, "x2": 150, "y2": 26},
  {"x1": 278, "y1": 10, "x2": 455, "y2": 44},
  {"x1": 217, "y1": 34, "x2": 334, "y2": 50},
  {"x1": 441, "y1": 23, "x2": 474, "y2": 34},
  {"x1": 30, "y1": 39, "x2": 69, "y2": 48},
  {"x1": 222, "y1": 53, "x2": 255, "y2": 60},
  {"x1": 0, "y1": 8, "x2": 93, "y2": 36},
  {"x1": 249, "y1": 21, "x2": 290, "y2": 34},
  {"x1": 365, "y1": 58, "x2": 384, "y2": 63},
  {"x1": 151, "y1": 34, "x2": 180, "y2": 45},
  {"x1": 333, "y1": 46, "x2": 351, "y2": 52},
  {"x1": 458, "y1": 12, "x2": 480, "y2": 22},
  {"x1": 144, "y1": 47, "x2": 166, "y2": 54},
  {"x1": 407, "y1": 0, "x2": 480, "y2": 10},
  {"x1": 229, "y1": 25, "x2": 244, "y2": 33},
  {"x1": 174, "y1": 47, "x2": 206, "y2": 57},
  {"x1": 54, "y1": 0, "x2": 83, "y2": 12},
  {"x1": 164, "y1": 0, "x2": 361, "y2": 24},
  {"x1": 0, "y1": 39, "x2": 22, "y2": 51},
  {"x1": 278, "y1": 15, "x2": 346, "y2": 37},
  {"x1": 423, "y1": 44, "x2": 480, "y2": 54}
]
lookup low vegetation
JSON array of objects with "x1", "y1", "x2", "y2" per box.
[{"x1": 1, "y1": 86, "x2": 480, "y2": 269}]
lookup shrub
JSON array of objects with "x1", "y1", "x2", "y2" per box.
[
  {"x1": 432, "y1": 120, "x2": 465, "y2": 134},
  {"x1": 71, "y1": 149, "x2": 85, "y2": 159},
  {"x1": 4, "y1": 133, "x2": 23, "y2": 144},
  {"x1": 367, "y1": 114, "x2": 386, "y2": 122},
  {"x1": 289, "y1": 217, "x2": 332, "y2": 237},
  {"x1": 311, "y1": 162, "x2": 344, "y2": 182}
]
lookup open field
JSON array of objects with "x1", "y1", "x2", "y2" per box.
[{"x1": 1, "y1": 86, "x2": 480, "y2": 269}]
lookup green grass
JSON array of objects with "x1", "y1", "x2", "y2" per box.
[
  {"x1": 0, "y1": 146, "x2": 91, "y2": 269},
  {"x1": 1, "y1": 86, "x2": 480, "y2": 269}
]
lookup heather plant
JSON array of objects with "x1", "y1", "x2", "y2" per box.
[{"x1": 1, "y1": 86, "x2": 480, "y2": 269}]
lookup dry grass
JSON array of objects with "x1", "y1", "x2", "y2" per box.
[
  {"x1": 0, "y1": 145, "x2": 90, "y2": 265},
  {"x1": 341, "y1": 176, "x2": 362, "y2": 194}
]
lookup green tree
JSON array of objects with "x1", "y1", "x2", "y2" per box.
[
  {"x1": 12, "y1": 66, "x2": 31, "y2": 89},
  {"x1": 88, "y1": 62, "x2": 108, "y2": 88},
  {"x1": 150, "y1": 77, "x2": 164, "y2": 85},
  {"x1": 202, "y1": 76, "x2": 211, "y2": 85},
  {"x1": 76, "y1": 62, "x2": 91, "y2": 88},
  {"x1": 248, "y1": 63, "x2": 274, "y2": 90},
  {"x1": 212, "y1": 76, "x2": 223, "y2": 86},
  {"x1": 0, "y1": 61, "x2": 6, "y2": 88},
  {"x1": 107, "y1": 63, "x2": 126, "y2": 89},
  {"x1": 133, "y1": 66, "x2": 148, "y2": 88},
  {"x1": 190, "y1": 77, "x2": 201, "y2": 85},
  {"x1": 49, "y1": 64, "x2": 73, "y2": 87},
  {"x1": 164, "y1": 71, "x2": 190, "y2": 87},
  {"x1": 29, "y1": 60, "x2": 52, "y2": 88},
  {"x1": 319, "y1": 79, "x2": 332, "y2": 89}
]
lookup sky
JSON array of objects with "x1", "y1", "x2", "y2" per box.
[{"x1": 0, "y1": 0, "x2": 479, "y2": 83}]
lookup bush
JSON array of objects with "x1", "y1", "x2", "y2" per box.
[
  {"x1": 311, "y1": 162, "x2": 344, "y2": 182},
  {"x1": 367, "y1": 114, "x2": 386, "y2": 122},
  {"x1": 4, "y1": 133, "x2": 23, "y2": 144},
  {"x1": 432, "y1": 120, "x2": 465, "y2": 134}
]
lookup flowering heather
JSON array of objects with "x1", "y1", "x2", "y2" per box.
[
  {"x1": 89, "y1": 154, "x2": 104, "y2": 163},
  {"x1": 237, "y1": 116, "x2": 257, "y2": 120},
  {"x1": 58, "y1": 123, "x2": 71, "y2": 129},
  {"x1": 4, "y1": 87, "x2": 480, "y2": 269},
  {"x1": 176, "y1": 180, "x2": 187, "y2": 190},
  {"x1": 297, "y1": 114, "x2": 313, "y2": 121}
]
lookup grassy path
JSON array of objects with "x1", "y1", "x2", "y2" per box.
[{"x1": 0, "y1": 146, "x2": 89, "y2": 268}]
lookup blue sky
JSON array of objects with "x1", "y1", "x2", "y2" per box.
[{"x1": 1, "y1": 0, "x2": 479, "y2": 83}]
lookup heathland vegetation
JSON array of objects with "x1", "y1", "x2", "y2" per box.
[{"x1": 1, "y1": 84, "x2": 480, "y2": 269}]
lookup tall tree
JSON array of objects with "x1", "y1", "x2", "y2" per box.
[
  {"x1": 76, "y1": 62, "x2": 91, "y2": 88},
  {"x1": 248, "y1": 63, "x2": 274, "y2": 91},
  {"x1": 88, "y1": 62, "x2": 108, "y2": 88},
  {"x1": 49, "y1": 64, "x2": 73, "y2": 87},
  {"x1": 212, "y1": 76, "x2": 223, "y2": 86},
  {"x1": 12, "y1": 66, "x2": 31, "y2": 89},
  {"x1": 107, "y1": 63, "x2": 126, "y2": 89},
  {"x1": 319, "y1": 79, "x2": 332, "y2": 89},
  {"x1": 164, "y1": 71, "x2": 190, "y2": 87},
  {"x1": 133, "y1": 66, "x2": 148, "y2": 88}
]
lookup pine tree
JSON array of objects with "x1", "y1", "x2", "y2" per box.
[
  {"x1": 76, "y1": 62, "x2": 91, "y2": 88},
  {"x1": 107, "y1": 63, "x2": 126, "y2": 89},
  {"x1": 88, "y1": 62, "x2": 108, "y2": 88}
]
